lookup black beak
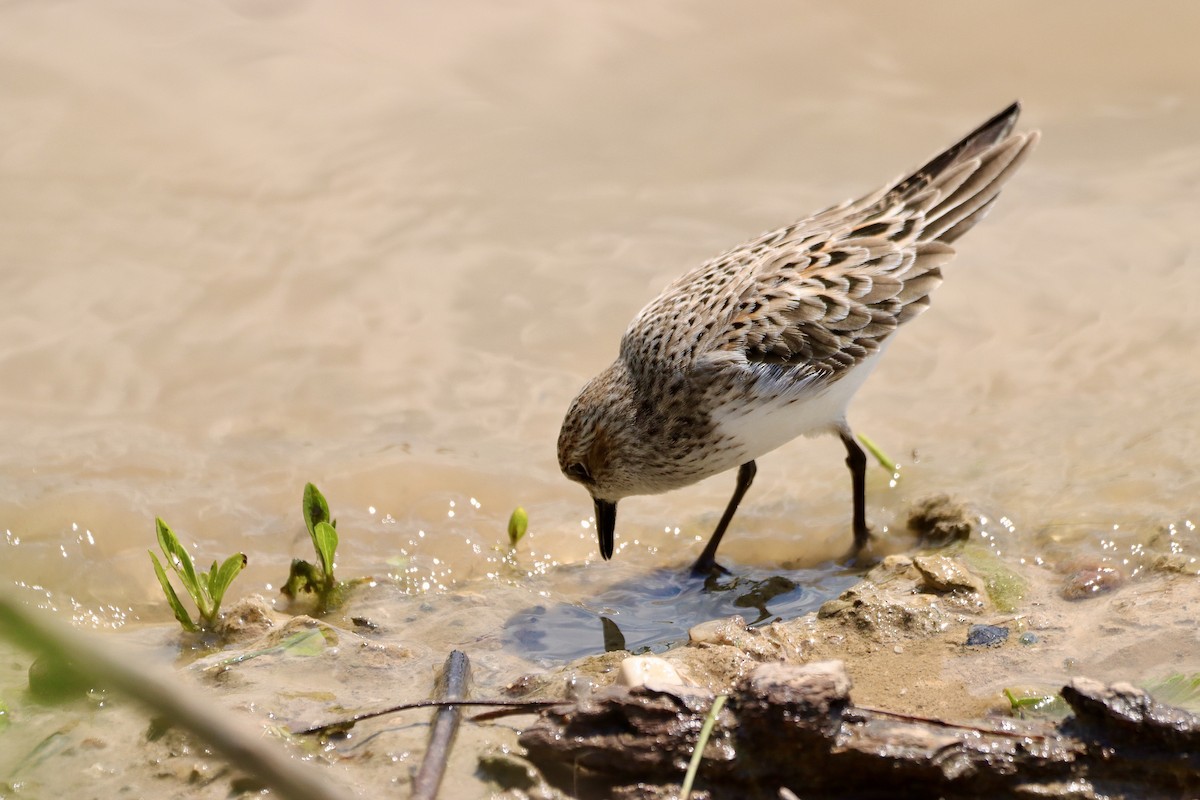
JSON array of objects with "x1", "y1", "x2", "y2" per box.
[{"x1": 594, "y1": 498, "x2": 617, "y2": 560}]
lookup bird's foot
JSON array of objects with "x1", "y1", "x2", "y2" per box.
[
  {"x1": 841, "y1": 529, "x2": 880, "y2": 569},
  {"x1": 690, "y1": 556, "x2": 731, "y2": 577}
]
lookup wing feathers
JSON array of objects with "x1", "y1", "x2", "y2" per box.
[{"x1": 620, "y1": 105, "x2": 1038, "y2": 387}]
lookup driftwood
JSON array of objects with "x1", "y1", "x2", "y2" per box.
[
  {"x1": 411, "y1": 650, "x2": 472, "y2": 800},
  {"x1": 518, "y1": 661, "x2": 1200, "y2": 799}
]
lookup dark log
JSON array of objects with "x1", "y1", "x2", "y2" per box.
[{"x1": 518, "y1": 661, "x2": 1200, "y2": 799}]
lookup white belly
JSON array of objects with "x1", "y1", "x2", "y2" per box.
[{"x1": 710, "y1": 347, "x2": 887, "y2": 466}]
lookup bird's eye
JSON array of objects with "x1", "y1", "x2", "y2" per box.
[{"x1": 565, "y1": 462, "x2": 592, "y2": 483}]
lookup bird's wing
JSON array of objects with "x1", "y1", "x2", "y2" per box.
[{"x1": 622, "y1": 104, "x2": 1038, "y2": 386}]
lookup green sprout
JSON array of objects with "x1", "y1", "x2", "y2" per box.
[
  {"x1": 1002, "y1": 687, "x2": 1066, "y2": 718},
  {"x1": 282, "y1": 483, "x2": 341, "y2": 610},
  {"x1": 507, "y1": 507, "x2": 528, "y2": 548},
  {"x1": 681, "y1": 693, "x2": 727, "y2": 800},
  {"x1": 856, "y1": 431, "x2": 899, "y2": 474},
  {"x1": 149, "y1": 518, "x2": 247, "y2": 632}
]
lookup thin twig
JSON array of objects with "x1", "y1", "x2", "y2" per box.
[
  {"x1": 850, "y1": 705, "x2": 1050, "y2": 740},
  {"x1": 411, "y1": 651, "x2": 471, "y2": 800},
  {"x1": 291, "y1": 699, "x2": 568, "y2": 736}
]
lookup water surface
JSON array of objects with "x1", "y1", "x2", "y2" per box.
[{"x1": 1, "y1": 0, "x2": 1198, "y2": 675}]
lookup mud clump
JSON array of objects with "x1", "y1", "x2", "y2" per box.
[
  {"x1": 913, "y1": 554, "x2": 989, "y2": 597},
  {"x1": 907, "y1": 494, "x2": 977, "y2": 545}
]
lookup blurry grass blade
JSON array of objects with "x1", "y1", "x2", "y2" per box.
[
  {"x1": 12, "y1": 731, "x2": 71, "y2": 775},
  {"x1": 314, "y1": 522, "x2": 338, "y2": 580},
  {"x1": 220, "y1": 629, "x2": 330, "y2": 666},
  {"x1": 0, "y1": 591, "x2": 354, "y2": 800},
  {"x1": 302, "y1": 483, "x2": 331, "y2": 539},
  {"x1": 282, "y1": 628, "x2": 331, "y2": 656},
  {"x1": 507, "y1": 507, "x2": 528, "y2": 548},
  {"x1": 149, "y1": 551, "x2": 199, "y2": 632},
  {"x1": 1145, "y1": 673, "x2": 1200, "y2": 711}
]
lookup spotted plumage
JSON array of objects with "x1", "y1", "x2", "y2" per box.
[{"x1": 559, "y1": 103, "x2": 1040, "y2": 572}]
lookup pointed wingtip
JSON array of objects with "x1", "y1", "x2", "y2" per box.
[
  {"x1": 887, "y1": 101, "x2": 1028, "y2": 202},
  {"x1": 971, "y1": 100, "x2": 1023, "y2": 147}
]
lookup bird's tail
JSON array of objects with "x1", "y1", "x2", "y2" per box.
[{"x1": 884, "y1": 101, "x2": 1040, "y2": 244}]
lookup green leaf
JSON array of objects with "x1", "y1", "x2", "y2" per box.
[
  {"x1": 219, "y1": 628, "x2": 331, "y2": 666},
  {"x1": 279, "y1": 628, "x2": 330, "y2": 656},
  {"x1": 282, "y1": 559, "x2": 323, "y2": 598},
  {"x1": 156, "y1": 518, "x2": 206, "y2": 615},
  {"x1": 207, "y1": 553, "x2": 248, "y2": 613},
  {"x1": 149, "y1": 551, "x2": 199, "y2": 632},
  {"x1": 507, "y1": 507, "x2": 528, "y2": 548},
  {"x1": 302, "y1": 483, "x2": 331, "y2": 539},
  {"x1": 1003, "y1": 688, "x2": 1067, "y2": 717},
  {"x1": 314, "y1": 521, "x2": 338, "y2": 581}
]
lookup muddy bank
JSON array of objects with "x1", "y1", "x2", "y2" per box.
[{"x1": 4, "y1": 512, "x2": 1199, "y2": 799}]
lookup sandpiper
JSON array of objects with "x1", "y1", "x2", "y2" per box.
[{"x1": 558, "y1": 103, "x2": 1039, "y2": 574}]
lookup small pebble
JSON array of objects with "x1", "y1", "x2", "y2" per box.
[
  {"x1": 1019, "y1": 632, "x2": 1038, "y2": 645},
  {"x1": 1060, "y1": 566, "x2": 1123, "y2": 600},
  {"x1": 966, "y1": 624, "x2": 1009, "y2": 647},
  {"x1": 616, "y1": 655, "x2": 685, "y2": 689}
]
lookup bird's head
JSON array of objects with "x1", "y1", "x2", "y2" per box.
[{"x1": 557, "y1": 362, "x2": 645, "y2": 560}]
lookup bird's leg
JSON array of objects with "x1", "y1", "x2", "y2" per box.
[
  {"x1": 691, "y1": 460, "x2": 756, "y2": 576},
  {"x1": 839, "y1": 430, "x2": 871, "y2": 551}
]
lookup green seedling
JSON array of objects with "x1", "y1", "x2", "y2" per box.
[
  {"x1": 856, "y1": 431, "x2": 899, "y2": 474},
  {"x1": 681, "y1": 693, "x2": 727, "y2": 800},
  {"x1": 507, "y1": 507, "x2": 528, "y2": 548},
  {"x1": 149, "y1": 518, "x2": 247, "y2": 632},
  {"x1": 282, "y1": 483, "x2": 341, "y2": 610},
  {"x1": 1003, "y1": 687, "x2": 1067, "y2": 718}
]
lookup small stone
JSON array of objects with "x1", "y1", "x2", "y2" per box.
[
  {"x1": 616, "y1": 656, "x2": 686, "y2": 690},
  {"x1": 1060, "y1": 566, "x2": 1123, "y2": 600},
  {"x1": 1153, "y1": 553, "x2": 1200, "y2": 576},
  {"x1": 1019, "y1": 632, "x2": 1039, "y2": 645},
  {"x1": 688, "y1": 615, "x2": 748, "y2": 645},
  {"x1": 966, "y1": 624, "x2": 1009, "y2": 647}
]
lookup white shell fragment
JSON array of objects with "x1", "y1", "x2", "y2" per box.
[{"x1": 616, "y1": 655, "x2": 687, "y2": 690}]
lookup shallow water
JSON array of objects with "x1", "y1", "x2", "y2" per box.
[{"x1": 2, "y1": 0, "x2": 1199, "y2": 729}]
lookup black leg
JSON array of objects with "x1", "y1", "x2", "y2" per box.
[
  {"x1": 839, "y1": 430, "x2": 870, "y2": 551},
  {"x1": 691, "y1": 460, "x2": 757, "y2": 575}
]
